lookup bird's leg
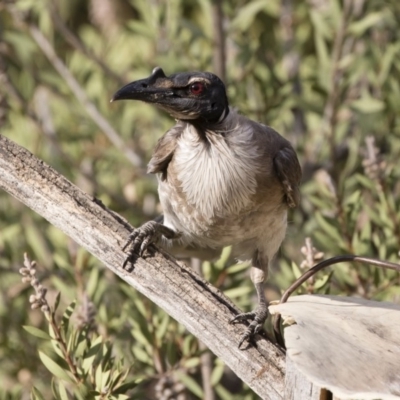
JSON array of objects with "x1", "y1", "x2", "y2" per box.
[
  {"x1": 230, "y1": 251, "x2": 269, "y2": 348},
  {"x1": 122, "y1": 220, "x2": 180, "y2": 269}
]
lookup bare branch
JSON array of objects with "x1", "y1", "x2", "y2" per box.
[
  {"x1": 23, "y1": 21, "x2": 143, "y2": 169},
  {"x1": 0, "y1": 134, "x2": 285, "y2": 399},
  {"x1": 212, "y1": 0, "x2": 226, "y2": 83},
  {"x1": 49, "y1": 3, "x2": 126, "y2": 86},
  {"x1": 321, "y1": 0, "x2": 355, "y2": 164}
]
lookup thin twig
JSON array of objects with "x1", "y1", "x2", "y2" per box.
[
  {"x1": 212, "y1": 0, "x2": 226, "y2": 83},
  {"x1": 14, "y1": 18, "x2": 143, "y2": 168},
  {"x1": 49, "y1": 3, "x2": 126, "y2": 86},
  {"x1": 321, "y1": 0, "x2": 353, "y2": 166},
  {"x1": 280, "y1": 0, "x2": 306, "y2": 138}
]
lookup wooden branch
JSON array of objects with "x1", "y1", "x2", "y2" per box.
[{"x1": 0, "y1": 134, "x2": 285, "y2": 399}]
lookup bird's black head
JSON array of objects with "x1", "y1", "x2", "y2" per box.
[{"x1": 112, "y1": 67, "x2": 229, "y2": 124}]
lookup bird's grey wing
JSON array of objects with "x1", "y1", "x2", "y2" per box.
[
  {"x1": 147, "y1": 122, "x2": 184, "y2": 180},
  {"x1": 273, "y1": 145, "x2": 302, "y2": 208}
]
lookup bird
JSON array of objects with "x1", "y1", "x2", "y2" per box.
[{"x1": 112, "y1": 67, "x2": 302, "y2": 347}]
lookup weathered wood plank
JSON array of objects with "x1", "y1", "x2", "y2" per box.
[
  {"x1": 285, "y1": 355, "x2": 324, "y2": 400},
  {"x1": 271, "y1": 295, "x2": 400, "y2": 400}
]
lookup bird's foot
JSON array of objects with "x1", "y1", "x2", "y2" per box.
[
  {"x1": 230, "y1": 304, "x2": 269, "y2": 348},
  {"x1": 122, "y1": 221, "x2": 179, "y2": 269}
]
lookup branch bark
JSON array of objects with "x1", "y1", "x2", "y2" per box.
[{"x1": 0, "y1": 134, "x2": 285, "y2": 399}]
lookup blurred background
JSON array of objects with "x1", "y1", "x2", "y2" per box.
[{"x1": 1, "y1": 0, "x2": 400, "y2": 398}]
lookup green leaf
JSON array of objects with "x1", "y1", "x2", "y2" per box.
[
  {"x1": 315, "y1": 212, "x2": 344, "y2": 243},
  {"x1": 183, "y1": 357, "x2": 200, "y2": 369},
  {"x1": 31, "y1": 387, "x2": 45, "y2": 400},
  {"x1": 291, "y1": 262, "x2": 302, "y2": 280},
  {"x1": 182, "y1": 335, "x2": 195, "y2": 356},
  {"x1": 129, "y1": 318, "x2": 152, "y2": 348},
  {"x1": 76, "y1": 385, "x2": 93, "y2": 400},
  {"x1": 215, "y1": 384, "x2": 235, "y2": 400},
  {"x1": 351, "y1": 97, "x2": 385, "y2": 114},
  {"x1": 224, "y1": 286, "x2": 253, "y2": 299},
  {"x1": 82, "y1": 336, "x2": 103, "y2": 374},
  {"x1": 314, "y1": 271, "x2": 334, "y2": 290},
  {"x1": 24, "y1": 224, "x2": 52, "y2": 269},
  {"x1": 46, "y1": 322, "x2": 65, "y2": 359},
  {"x1": 348, "y1": 12, "x2": 386, "y2": 36},
  {"x1": 175, "y1": 371, "x2": 204, "y2": 398},
  {"x1": 355, "y1": 173, "x2": 375, "y2": 190},
  {"x1": 70, "y1": 329, "x2": 90, "y2": 359},
  {"x1": 344, "y1": 190, "x2": 361, "y2": 207},
  {"x1": 61, "y1": 300, "x2": 77, "y2": 334},
  {"x1": 227, "y1": 262, "x2": 249, "y2": 274},
  {"x1": 57, "y1": 381, "x2": 69, "y2": 400},
  {"x1": 95, "y1": 363, "x2": 111, "y2": 389},
  {"x1": 52, "y1": 277, "x2": 75, "y2": 300},
  {"x1": 211, "y1": 361, "x2": 225, "y2": 386},
  {"x1": 23, "y1": 325, "x2": 51, "y2": 340},
  {"x1": 38, "y1": 351, "x2": 75, "y2": 383},
  {"x1": 378, "y1": 43, "x2": 400, "y2": 85},
  {"x1": 54, "y1": 292, "x2": 61, "y2": 313},
  {"x1": 51, "y1": 378, "x2": 58, "y2": 399},
  {"x1": 214, "y1": 246, "x2": 232, "y2": 270},
  {"x1": 101, "y1": 342, "x2": 113, "y2": 369},
  {"x1": 86, "y1": 266, "x2": 99, "y2": 298},
  {"x1": 108, "y1": 370, "x2": 125, "y2": 391},
  {"x1": 113, "y1": 379, "x2": 137, "y2": 394},
  {"x1": 131, "y1": 345, "x2": 151, "y2": 364},
  {"x1": 155, "y1": 313, "x2": 170, "y2": 341},
  {"x1": 116, "y1": 395, "x2": 129, "y2": 400},
  {"x1": 231, "y1": 0, "x2": 279, "y2": 31},
  {"x1": 131, "y1": 296, "x2": 148, "y2": 319}
]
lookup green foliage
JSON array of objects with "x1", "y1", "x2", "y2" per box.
[{"x1": 1, "y1": 0, "x2": 400, "y2": 398}]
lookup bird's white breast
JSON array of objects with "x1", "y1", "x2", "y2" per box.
[{"x1": 173, "y1": 120, "x2": 260, "y2": 221}]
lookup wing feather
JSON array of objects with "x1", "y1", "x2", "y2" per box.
[
  {"x1": 147, "y1": 122, "x2": 183, "y2": 180},
  {"x1": 273, "y1": 146, "x2": 302, "y2": 208}
]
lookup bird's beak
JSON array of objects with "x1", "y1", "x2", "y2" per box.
[{"x1": 111, "y1": 67, "x2": 171, "y2": 103}]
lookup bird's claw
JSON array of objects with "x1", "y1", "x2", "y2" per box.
[
  {"x1": 122, "y1": 221, "x2": 161, "y2": 268},
  {"x1": 122, "y1": 221, "x2": 181, "y2": 269},
  {"x1": 230, "y1": 305, "x2": 269, "y2": 348}
]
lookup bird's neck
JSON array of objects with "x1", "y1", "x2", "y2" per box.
[{"x1": 181, "y1": 105, "x2": 230, "y2": 134}]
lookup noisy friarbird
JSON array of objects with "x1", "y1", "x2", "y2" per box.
[{"x1": 112, "y1": 67, "x2": 301, "y2": 347}]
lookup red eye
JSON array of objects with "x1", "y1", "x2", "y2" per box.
[{"x1": 190, "y1": 82, "x2": 204, "y2": 95}]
